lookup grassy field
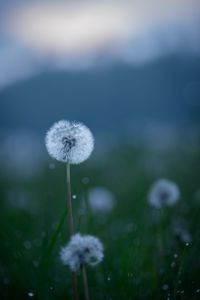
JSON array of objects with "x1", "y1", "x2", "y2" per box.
[{"x1": 0, "y1": 139, "x2": 200, "y2": 300}]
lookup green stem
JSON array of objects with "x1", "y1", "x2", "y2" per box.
[
  {"x1": 82, "y1": 265, "x2": 90, "y2": 300},
  {"x1": 66, "y1": 163, "x2": 79, "y2": 300},
  {"x1": 40, "y1": 206, "x2": 68, "y2": 269},
  {"x1": 156, "y1": 209, "x2": 164, "y2": 297},
  {"x1": 66, "y1": 163, "x2": 74, "y2": 235},
  {"x1": 173, "y1": 245, "x2": 187, "y2": 300}
]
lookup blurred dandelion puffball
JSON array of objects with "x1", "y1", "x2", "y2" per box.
[
  {"x1": 174, "y1": 227, "x2": 192, "y2": 244},
  {"x1": 60, "y1": 233, "x2": 104, "y2": 272},
  {"x1": 148, "y1": 179, "x2": 180, "y2": 208},
  {"x1": 88, "y1": 187, "x2": 115, "y2": 214},
  {"x1": 45, "y1": 120, "x2": 94, "y2": 164}
]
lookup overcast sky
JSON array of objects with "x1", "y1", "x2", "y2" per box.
[{"x1": 0, "y1": 0, "x2": 200, "y2": 88}]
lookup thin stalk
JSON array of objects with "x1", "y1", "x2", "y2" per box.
[
  {"x1": 173, "y1": 245, "x2": 187, "y2": 300},
  {"x1": 82, "y1": 265, "x2": 90, "y2": 300},
  {"x1": 66, "y1": 163, "x2": 74, "y2": 235},
  {"x1": 66, "y1": 163, "x2": 79, "y2": 300},
  {"x1": 156, "y1": 209, "x2": 164, "y2": 298}
]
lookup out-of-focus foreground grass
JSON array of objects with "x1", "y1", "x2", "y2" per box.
[{"x1": 0, "y1": 138, "x2": 200, "y2": 300}]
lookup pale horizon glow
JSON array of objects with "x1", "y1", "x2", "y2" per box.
[
  {"x1": 4, "y1": 0, "x2": 200, "y2": 58},
  {"x1": 5, "y1": 2, "x2": 133, "y2": 56},
  {"x1": 0, "y1": 0, "x2": 199, "y2": 88}
]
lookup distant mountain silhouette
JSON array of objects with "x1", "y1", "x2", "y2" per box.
[{"x1": 1, "y1": 55, "x2": 200, "y2": 134}]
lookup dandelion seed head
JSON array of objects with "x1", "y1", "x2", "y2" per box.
[
  {"x1": 88, "y1": 187, "x2": 115, "y2": 214},
  {"x1": 60, "y1": 233, "x2": 104, "y2": 271},
  {"x1": 174, "y1": 226, "x2": 192, "y2": 244},
  {"x1": 148, "y1": 179, "x2": 180, "y2": 208},
  {"x1": 45, "y1": 120, "x2": 94, "y2": 164}
]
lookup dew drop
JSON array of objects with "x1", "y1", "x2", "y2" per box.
[
  {"x1": 33, "y1": 261, "x2": 39, "y2": 268},
  {"x1": 72, "y1": 195, "x2": 77, "y2": 199},
  {"x1": 162, "y1": 284, "x2": 169, "y2": 291},
  {"x1": 49, "y1": 163, "x2": 55, "y2": 170},
  {"x1": 171, "y1": 262, "x2": 175, "y2": 268},
  {"x1": 196, "y1": 288, "x2": 200, "y2": 293},
  {"x1": 185, "y1": 242, "x2": 189, "y2": 246},
  {"x1": 34, "y1": 238, "x2": 42, "y2": 248},
  {"x1": 174, "y1": 253, "x2": 178, "y2": 258},
  {"x1": 52, "y1": 222, "x2": 58, "y2": 230},
  {"x1": 41, "y1": 231, "x2": 46, "y2": 238},
  {"x1": 24, "y1": 240, "x2": 32, "y2": 250},
  {"x1": 28, "y1": 292, "x2": 34, "y2": 297},
  {"x1": 107, "y1": 277, "x2": 111, "y2": 281},
  {"x1": 82, "y1": 177, "x2": 90, "y2": 185},
  {"x1": 3, "y1": 278, "x2": 10, "y2": 285},
  {"x1": 15, "y1": 230, "x2": 22, "y2": 238}
]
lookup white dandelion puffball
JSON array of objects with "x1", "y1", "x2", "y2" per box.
[
  {"x1": 88, "y1": 187, "x2": 115, "y2": 214},
  {"x1": 174, "y1": 227, "x2": 192, "y2": 244},
  {"x1": 148, "y1": 179, "x2": 180, "y2": 208},
  {"x1": 60, "y1": 233, "x2": 104, "y2": 272},
  {"x1": 45, "y1": 120, "x2": 94, "y2": 164}
]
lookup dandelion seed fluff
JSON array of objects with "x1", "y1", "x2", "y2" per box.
[
  {"x1": 148, "y1": 179, "x2": 180, "y2": 208},
  {"x1": 60, "y1": 233, "x2": 104, "y2": 272},
  {"x1": 45, "y1": 120, "x2": 94, "y2": 164},
  {"x1": 174, "y1": 227, "x2": 192, "y2": 244},
  {"x1": 88, "y1": 187, "x2": 115, "y2": 214}
]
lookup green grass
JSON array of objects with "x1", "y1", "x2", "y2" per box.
[{"x1": 0, "y1": 142, "x2": 200, "y2": 300}]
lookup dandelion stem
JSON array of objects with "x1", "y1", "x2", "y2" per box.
[
  {"x1": 66, "y1": 163, "x2": 79, "y2": 300},
  {"x1": 66, "y1": 163, "x2": 74, "y2": 235},
  {"x1": 82, "y1": 265, "x2": 90, "y2": 300},
  {"x1": 71, "y1": 272, "x2": 79, "y2": 300},
  {"x1": 155, "y1": 209, "x2": 164, "y2": 297},
  {"x1": 173, "y1": 245, "x2": 187, "y2": 300}
]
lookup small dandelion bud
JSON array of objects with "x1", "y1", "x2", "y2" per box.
[
  {"x1": 45, "y1": 120, "x2": 94, "y2": 164},
  {"x1": 148, "y1": 179, "x2": 180, "y2": 208},
  {"x1": 60, "y1": 233, "x2": 104, "y2": 272}
]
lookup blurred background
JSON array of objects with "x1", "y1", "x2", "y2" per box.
[{"x1": 0, "y1": 0, "x2": 200, "y2": 299}]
